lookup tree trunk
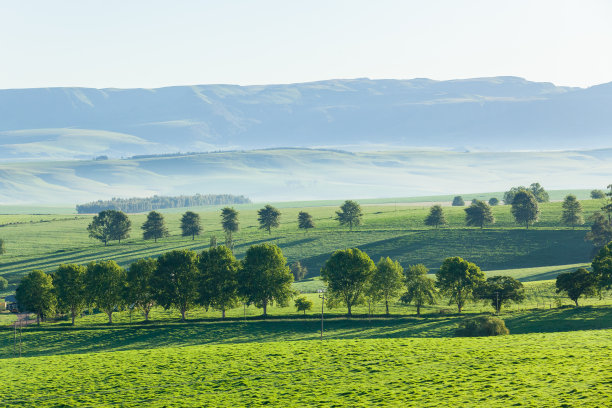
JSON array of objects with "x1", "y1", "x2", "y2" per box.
[
  {"x1": 71, "y1": 307, "x2": 76, "y2": 325},
  {"x1": 181, "y1": 308, "x2": 186, "y2": 321},
  {"x1": 457, "y1": 303, "x2": 463, "y2": 313},
  {"x1": 416, "y1": 304, "x2": 421, "y2": 317},
  {"x1": 36, "y1": 313, "x2": 40, "y2": 325},
  {"x1": 262, "y1": 301, "x2": 268, "y2": 317},
  {"x1": 192, "y1": 234, "x2": 195, "y2": 240},
  {"x1": 107, "y1": 311, "x2": 113, "y2": 324},
  {"x1": 154, "y1": 237, "x2": 157, "y2": 243},
  {"x1": 575, "y1": 299, "x2": 579, "y2": 307},
  {"x1": 385, "y1": 298, "x2": 389, "y2": 316},
  {"x1": 347, "y1": 303, "x2": 352, "y2": 317},
  {"x1": 144, "y1": 309, "x2": 150, "y2": 322},
  {"x1": 222, "y1": 308, "x2": 226, "y2": 319}
]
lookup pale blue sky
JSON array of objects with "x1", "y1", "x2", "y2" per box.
[{"x1": 1, "y1": 0, "x2": 611, "y2": 89}]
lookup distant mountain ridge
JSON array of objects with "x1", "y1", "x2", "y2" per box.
[{"x1": 1, "y1": 77, "x2": 612, "y2": 160}]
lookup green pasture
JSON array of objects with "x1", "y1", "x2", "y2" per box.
[
  {"x1": 0, "y1": 199, "x2": 603, "y2": 293},
  {"x1": 3, "y1": 327, "x2": 611, "y2": 407}
]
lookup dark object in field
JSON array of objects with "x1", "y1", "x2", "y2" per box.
[{"x1": 455, "y1": 316, "x2": 509, "y2": 337}]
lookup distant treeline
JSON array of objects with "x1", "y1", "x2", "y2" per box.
[{"x1": 76, "y1": 194, "x2": 251, "y2": 214}]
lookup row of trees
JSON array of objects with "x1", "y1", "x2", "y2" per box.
[
  {"x1": 76, "y1": 194, "x2": 251, "y2": 214},
  {"x1": 16, "y1": 244, "x2": 294, "y2": 324}
]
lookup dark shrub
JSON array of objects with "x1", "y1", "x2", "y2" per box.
[{"x1": 455, "y1": 316, "x2": 509, "y2": 337}]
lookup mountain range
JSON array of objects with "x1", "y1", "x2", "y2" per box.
[{"x1": 2, "y1": 76, "x2": 612, "y2": 161}]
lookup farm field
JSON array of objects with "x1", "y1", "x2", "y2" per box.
[
  {"x1": 3, "y1": 327, "x2": 612, "y2": 407},
  {"x1": 0, "y1": 196, "x2": 604, "y2": 295}
]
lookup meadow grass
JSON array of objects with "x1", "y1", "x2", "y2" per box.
[{"x1": 3, "y1": 328, "x2": 611, "y2": 407}]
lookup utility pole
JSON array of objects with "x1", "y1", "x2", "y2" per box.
[{"x1": 318, "y1": 289, "x2": 326, "y2": 340}]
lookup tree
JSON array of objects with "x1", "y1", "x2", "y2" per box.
[
  {"x1": 294, "y1": 296, "x2": 313, "y2": 315},
  {"x1": 370, "y1": 257, "x2": 404, "y2": 315},
  {"x1": 335, "y1": 200, "x2": 363, "y2": 231},
  {"x1": 503, "y1": 186, "x2": 526, "y2": 205},
  {"x1": 592, "y1": 242, "x2": 612, "y2": 290},
  {"x1": 591, "y1": 189, "x2": 606, "y2": 199},
  {"x1": 474, "y1": 276, "x2": 525, "y2": 313},
  {"x1": 602, "y1": 184, "x2": 612, "y2": 223},
  {"x1": 0, "y1": 276, "x2": 7, "y2": 290},
  {"x1": 511, "y1": 190, "x2": 540, "y2": 229},
  {"x1": 436, "y1": 257, "x2": 485, "y2": 313},
  {"x1": 561, "y1": 195, "x2": 584, "y2": 229},
  {"x1": 464, "y1": 200, "x2": 495, "y2": 229},
  {"x1": 126, "y1": 258, "x2": 157, "y2": 322},
  {"x1": 555, "y1": 268, "x2": 598, "y2": 306},
  {"x1": 141, "y1": 211, "x2": 169, "y2": 242},
  {"x1": 290, "y1": 261, "x2": 308, "y2": 281},
  {"x1": 0, "y1": 238, "x2": 5, "y2": 255},
  {"x1": 488, "y1": 197, "x2": 499, "y2": 206},
  {"x1": 52, "y1": 263, "x2": 87, "y2": 325},
  {"x1": 198, "y1": 246, "x2": 239, "y2": 318},
  {"x1": 401, "y1": 271, "x2": 436, "y2": 317},
  {"x1": 451, "y1": 196, "x2": 465, "y2": 206},
  {"x1": 15, "y1": 270, "x2": 56, "y2": 325},
  {"x1": 529, "y1": 182, "x2": 550, "y2": 203},
  {"x1": 180, "y1": 211, "x2": 203, "y2": 240},
  {"x1": 298, "y1": 211, "x2": 315, "y2": 233},
  {"x1": 320, "y1": 248, "x2": 376, "y2": 316},
  {"x1": 257, "y1": 204, "x2": 281, "y2": 235},
  {"x1": 221, "y1": 207, "x2": 239, "y2": 250},
  {"x1": 85, "y1": 260, "x2": 126, "y2": 324},
  {"x1": 152, "y1": 249, "x2": 200, "y2": 321},
  {"x1": 424, "y1": 205, "x2": 446, "y2": 229},
  {"x1": 87, "y1": 210, "x2": 131, "y2": 246},
  {"x1": 238, "y1": 244, "x2": 294, "y2": 317},
  {"x1": 585, "y1": 212, "x2": 612, "y2": 250}
]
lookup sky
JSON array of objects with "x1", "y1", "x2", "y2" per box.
[{"x1": 1, "y1": 0, "x2": 611, "y2": 89}]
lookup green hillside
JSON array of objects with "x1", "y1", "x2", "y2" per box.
[{"x1": 0, "y1": 199, "x2": 603, "y2": 292}]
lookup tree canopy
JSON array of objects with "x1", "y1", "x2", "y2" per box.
[
  {"x1": 221, "y1": 207, "x2": 239, "y2": 249},
  {"x1": 561, "y1": 195, "x2": 584, "y2": 229},
  {"x1": 126, "y1": 258, "x2": 158, "y2": 321},
  {"x1": 0, "y1": 238, "x2": 5, "y2": 255},
  {"x1": 528, "y1": 182, "x2": 550, "y2": 203},
  {"x1": 321, "y1": 248, "x2": 375, "y2": 316},
  {"x1": 142, "y1": 211, "x2": 169, "y2": 242},
  {"x1": 592, "y1": 242, "x2": 612, "y2": 290},
  {"x1": 370, "y1": 257, "x2": 404, "y2": 315},
  {"x1": 585, "y1": 212, "x2": 612, "y2": 250},
  {"x1": 238, "y1": 244, "x2": 294, "y2": 317},
  {"x1": 85, "y1": 260, "x2": 127, "y2": 324},
  {"x1": 591, "y1": 189, "x2": 606, "y2": 199},
  {"x1": 16, "y1": 270, "x2": 56, "y2": 324},
  {"x1": 401, "y1": 267, "x2": 436, "y2": 317},
  {"x1": 555, "y1": 268, "x2": 598, "y2": 306},
  {"x1": 257, "y1": 204, "x2": 281, "y2": 235},
  {"x1": 335, "y1": 200, "x2": 363, "y2": 231},
  {"x1": 151, "y1": 249, "x2": 200, "y2": 321},
  {"x1": 424, "y1": 205, "x2": 446, "y2": 229},
  {"x1": 180, "y1": 211, "x2": 203, "y2": 240},
  {"x1": 451, "y1": 196, "x2": 465, "y2": 206},
  {"x1": 488, "y1": 197, "x2": 499, "y2": 206},
  {"x1": 294, "y1": 296, "x2": 313, "y2": 315},
  {"x1": 511, "y1": 190, "x2": 540, "y2": 229},
  {"x1": 198, "y1": 246, "x2": 239, "y2": 318},
  {"x1": 475, "y1": 276, "x2": 525, "y2": 313},
  {"x1": 464, "y1": 200, "x2": 495, "y2": 229},
  {"x1": 298, "y1": 211, "x2": 315, "y2": 232},
  {"x1": 87, "y1": 210, "x2": 131, "y2": 246},
  {"x1": 436, "y1": 257, "x2": 485, "y2": 313},
  {"x1": 52, "y1": 263, "x2": 87, "y2": 325}
]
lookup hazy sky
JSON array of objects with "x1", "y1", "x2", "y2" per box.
[{"x1": 1, "y1": 0, "x2": 611, "y2": 89}]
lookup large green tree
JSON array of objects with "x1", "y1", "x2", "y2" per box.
[
  {"x1": 298, "y1": 211, "x2": 315, "y2": 233},
  {"x1": 424, "y1": 205, "x2": 446, "y2": 229},
  {"x1": 294, "y1": 296, "x2": 313, "y2": 315},
  {"x1": 370, "y1": 257, "x2": 404, "y2": 315},
  {"x1": 85, "y1": 260, "x2": 127, "y2": 324},
  {"x1": 475, "y1": 276, "x2": 525, "y2": 313},
  {"x1": 198, "y1": 246, "x2": 239, "y2": 318},
  {"x1": 464, "y1": 200, "x2": 495, "y2": 229},
  {"x1": 529, "y1": 182, "x2": 550, "y2": 203},
  {"x1": 561, "y1": 195, "x2": 584, "y2": 229},
  {"x1": 320, "y1": 248, "x2": 375, "y2": 316},
  {"x1": 238, "y1": 244, "x2": 294, "y2": 317},
  {"x1": 591, "y1": 189, "x2": 606, "y2": 199},
  {"x1": 126, "y1": 258, "x2": 157, "y2": 322},
  {"x1": 52, "y1": 263, "x2": 87, "y2": 325},
  {"x1": 602, "y1": 184, "x2": 612, "y2": 223},
  {"x1": 152, "y1": 249, "x2": 200, "y2": 321},
  {"x1": 257, "y1": 204, "x2": 281, "y2": 235},
  {"x1": 592, "y1": 242, "x2": 612, "y2": 290},
  {"x1": 451, "y1": 196, "x2": 465, "y2": 206},
  {"x1": 555, "y1": 268, "x2": 598, "y2": 306},
  {"x1": 585, "y1": 212, "x2": 612, "y2": 250},
  {"x1": 0, "y1": 276, "x2": 7, "y2": 291},
  {"x1": 87, "y1": 210, "x2": 132, "y2": 246},
  {"x1": 335, "y1": 200, "x2": 363, "y2": 231},
  {"x1": 180, "y1": 211, "x2": 203, "y2": 240},
  {"x1": 221, "y1": 207, "x2": 239, "y2": 250},
  {"x1": 401, "y1": 265, "x2": 436, "y2": 317},
  {"x1": 15, "y1": 270, "x2": 56, "y2": 325},
  {"x1": 503, "y1": 186, "x2": 525, "y2": 205},
  {"x1": 141, "y1": 211, "x2": 169, "y2": 242},
  {"x1": 436, "y1": 257, "x2": 485, "y2": 313},
  {"x1": 511, "y1": 190, "x2": 540, "y2": 229}
]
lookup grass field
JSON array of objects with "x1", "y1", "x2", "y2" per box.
[{"x1": 0, "y1": 198, "x2": 604, "y2": 295}]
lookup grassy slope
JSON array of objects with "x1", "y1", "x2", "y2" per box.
[
  {"x1": 3, "y1": 327, "x2": 612, "y2": 407},
  {"x1": 0, "y1": 199, "x2": 603, "y2": 291}
]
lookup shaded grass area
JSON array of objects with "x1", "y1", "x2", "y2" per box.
[
  {"x1": 3, "y1": 329, "x2": 612, "y2": 407},
  {"x1": 2, "y1": 305, "x2": 612, "y2": 360}
]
